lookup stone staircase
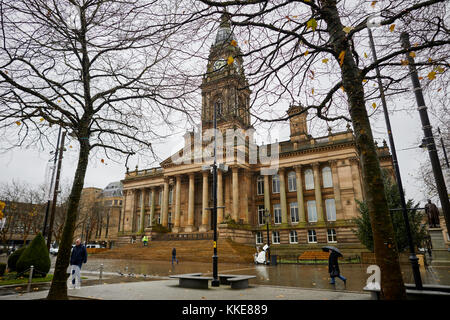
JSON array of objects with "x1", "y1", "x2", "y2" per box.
[{"x1": 95, "y1": 238, "x2": 256, "y2": 264}]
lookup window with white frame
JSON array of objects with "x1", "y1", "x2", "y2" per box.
[
  {"x1": 327, "y1": 229, "x2": 337, "y2": 243},
  {"x1": 307, "y1": 200, "x2": 317, "y2": 222},
  {"x1": 272, "y1": 174, "x2": 280, "y2": 193},
  {"x1": 288, "y1": 171, "x2": 297, "y2": 192},
  {"x1": 308, "y1": 230, "x2": 317, "y2": 243},
  {"x1": 325, "y1": 199, "x2": 336, "y2": 221},
  {"x1": 290, "y1": 202, "x2": 299, "y2": 223},
  {"x1": 272, "y1": 231, "x2": 280, "y2": 244},
  {"x1": 304, "y1": 168, "x2": 314, "y2": 190},
  {"x1": 273, "y1": 204, "x2": 282, "y2": 224},
  {"x1": 256, "y1": 232, "x2": 263, "y2": 244},
  {"x1": 258, "y1": 205, "x2": 266, "y2": 225},
  {"x1": 289, "y1": 230, "x2": 298, "y2": 243},
  {"x1": 257, "y1": 176, "x2": 264, "y2": 195},
  {"x1": 322, "y1": 166, "x2": 333, "y2": 188}
]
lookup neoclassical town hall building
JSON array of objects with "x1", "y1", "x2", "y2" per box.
[{"x1": 118, "y1": 15, "x2": 393, "y2": 253}]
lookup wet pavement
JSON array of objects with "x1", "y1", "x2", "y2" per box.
[{"x1": 1, "y1": 254, "x2": 449, "y2": 296}]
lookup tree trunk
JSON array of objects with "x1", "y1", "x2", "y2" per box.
[
  {"x1": 46, "y1": 136, "x2": 90, "y2": 300},
  {"x1": 321, "y1": 0, "x2": 406, "y2": 299}
]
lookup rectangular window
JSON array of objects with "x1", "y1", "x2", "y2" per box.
[
  {"x1": 289, "y1": 230, "x2": 298, "y2": 244},
  {"x1": 168, "y1": 188, "x2": 173, "y2": 205},
  {"x1": 168, "y1": 212, "x2": 172, "y2": 224},
  {"x1": 158, "y1": 191, "x2": 162, "y2": 205},
  {"x1": 325, "y1": 199, "x2": 336, "y2": 221},
  {"x1": 272, "y1": 231, "x2": 280, "y2": 244},
  {"x1": 290, "y1": 202, "x2": 299, "y2": 224},
  {"x1": 288, "y1": 172, "x2": 297, "y2": 192},
  {"x1": 272, "y1": 175, "x2": 280, "y2": 194},
  {"x1": 305, "y1": 169, "x2": 315, "y2": 190},
  {"x1": 256, "y1": 232, "x2": 263, "y2": 244},
  {"x1": 327, "y1": 229, "x2": 337, "y2": 243},
  {"x1": 273, "y1": 204, "x2": 282, "y2": 224},
  {"x1": 157, "y1": 215, "x2": 161, "y2": 224},
  {"x1": 258, "y1": 205, "x2": 265, "y2": 225},
  {"x1": 307, "y1": 200, "x2": 317, "y2": 222},
  {"x1": 257, "y1": 178, "x2": 264, "y2": 195},
  {"x1": 308, "y1": 230, "x2": 317, "y2": 243}
]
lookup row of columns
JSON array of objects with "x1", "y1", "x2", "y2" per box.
[
  {"x1": 124, "y1": 166, "x2": 243, "y2": 233},
  {"x1": 262, "y1": 161, "x2": 343, "y2": 224}
]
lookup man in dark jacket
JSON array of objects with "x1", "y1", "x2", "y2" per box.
[
  {"x1": 70, "y1": 238, "x2": 87, "y2": 289},
  {"x1": 171, "y1": 247, "x2": 178, "y2": 265},
  {"x1": 328, "y1": 250, "x2": 346, "y2": 285}
]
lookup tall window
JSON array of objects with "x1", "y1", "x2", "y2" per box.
[
  {"x1": 256, "y1": 232, "x2": 263, "y2": 244},
  {"x1": 168, "y1": 188, "x2": 173, "y2": 205},
  {"x1": 289, "y1": 230, "x2": 298, "y2": 243},
  {"x1": 157, "y1": 215, "x2": 161, "y2": 224},
  {"x1": 307, "y1": 200, "x2": 317, "y2": 222},
  {"x1": 304, "y1": 168, "x2": 314, "y2": 190},
  {"x1": 272, "y1": 174, "x2": 280, "y2": 194},
  {"x1": 308, "y1": 230, "x2": 317, "y2": 243},
  {"x1": 322, "y1": 166, "x2": 333, "y2": 188},
  {"x1": 272, "y1": 231, "x2": 280, "y2": 244},
  {"x1": 257, "y1": 176, "x2": 264, "y2": 195},
  {"x1": 327, "y1": 229, "x2": 337, "y2": 243},
  {"x1": 325, "y1": 199, "x2": 336, "y2": 221},
  {"x1": 158, "y1": 190, "x2": 162, "y2": 205},
  {"x1": 288, "y1": 171, "x2": 297, "y2": 192},
  {"x1": 273, "y1": 204, "x2": 282, "y2": 224},
  {"x1": 258, "y1": 205, "x2": 266, "y2": 225},
  {"x1": 214, "y1": 99, "x2": 223, "y2": 116},
  {"x1": 290, "y1": 202, "x2": 299, "y2": 224},
  {"x1": 168, "y1": 212, "x2": 172, "y2": 224}
]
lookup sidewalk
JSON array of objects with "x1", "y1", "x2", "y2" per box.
[{"x1": 0, "y1": 279, "x2": 371, "y2": 300}]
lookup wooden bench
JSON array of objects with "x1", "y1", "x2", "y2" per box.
[
  {"x1": 169, "y1": 273, "x2": 213, "y2": 289},
  {"x1": 219, "y1": 274, "x2": 256, "y2": 289},
  {"x1": 298, "y1": 251, "x2": 330, "y2": 261}
]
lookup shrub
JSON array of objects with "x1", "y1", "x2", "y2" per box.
[
  {"x1": 0, "y1": 263, "x2": 6, "y2": 276},
  {"x1": 7, "y1": 246, "x2": 27, "y2": 272},
  {"x1": 16, "y1": 233, "x2": 50, "y2": 278}
]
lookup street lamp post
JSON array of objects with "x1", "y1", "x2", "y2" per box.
[
  {"x1": 367, "y1": 25, "x2": 423, "y2": 289},
  {"x1": 264, "y1": 209, "x2": 271, "y2": 264},
  {"x1": 211, "y1": 97, "x2": 219, "y2": 287}
]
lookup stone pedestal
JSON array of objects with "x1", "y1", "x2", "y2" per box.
[
  {"x1": 184, "y1": 225, "x2": 198, "y2": 233},
  {"x1": 199, "y1": 224, "x2": 209, "y2": 232},
  {"x1": 430, "y1": 228, "x2": 450, "y2": 266}
]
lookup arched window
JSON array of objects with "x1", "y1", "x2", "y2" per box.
[
  {"x1": 256, "y1": 176, "x2": 264, "y2": 195},
  {"x1": 288, "y1": 171, "x2": 296, "y2": 192},
  {"x1": 304, "y1": 168, "x2": 314, "y2": 190},
  {"x1": 322, "y1": 166, "x2": 333, "y2": 188},
  {"x1": 272, "y1": 174, "x2": 280, "y2": 193},
  {"x1": 214, "y1": 99, "x2": 223, "y2": 116}
]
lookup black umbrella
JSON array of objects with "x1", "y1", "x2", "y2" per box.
[{"x1": 322, "y1": 246, "x2": 343, "y2": 257}]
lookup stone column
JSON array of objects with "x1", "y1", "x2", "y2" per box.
[
  {"x1": 139, "y1": 188, "x2": 146, "y2": 233},
  {"x1": 185, "y1": 173, "x2": 196, "y2": 232},
  {"x1": 232, "y1": 166, "x2": 239, "y2": 222},
  {"x1": 149, "y1": 187, "x2": 155, "y2": 227},
  {"x1": 350, "y1": 158, "x2": 364, "y2": 201},
  {"x1": 217, "y1": 170, "x2": 224, "y2": 223},
  {"x1": 263, "y1": 174, "x2": 271, "y2": 213},
  {"x1": 131, "y1": 190, "x2": 138, "y2": 232},
  {"x1": 200, "y1": 171, "x2": 209, "y2": 232},
  {"x1": 330, "y1": 160, "x2": 343, "y2": 218},
  {"x1": 279, "y1": 168, "x2": 288, "y2": 225},
  {"x1": 294, "y1": 166, "x2": 306, "y2": 222},
  {"x1": 173, "y1": 175, "x2": 182, "y2": 233},
  {"x1": 120, "y1": 190, "x2": 127, "y2": 232},
  {"x1": 242, "y1": 171, "x2": 250, "y2": 224},
  {"x1": 161, "y1": 178, "x2": 169, "y2": 227},
  {"x1": 312, "y1": 163, "x2": 324, "y2": 222}
]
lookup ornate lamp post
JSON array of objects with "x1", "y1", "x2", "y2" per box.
[{"x1": 264, "y1": 208, "x2": 271, "y2": 264}]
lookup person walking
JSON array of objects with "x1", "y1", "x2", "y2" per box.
[
  {"x1": 171, "y1": 247, "x2": 178, "y2": 265},
  {"x1": 142, "y1": 235, "x2": 148, "y2": 247},
  {"x1": 70, "y1": 238, "x2": 87, "y2": 289},
  {"x1": 328, "y1": 250, "x2": 346, "y2": 285}
]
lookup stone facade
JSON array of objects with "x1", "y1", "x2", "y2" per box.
[{"x1": 119, "y1": 15, "x2": 395, "y2": 253}]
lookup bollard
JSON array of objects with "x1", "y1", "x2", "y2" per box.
[
  {"x1": 99, "y1": 264, "x2": 103, "y2": 284},
  {"x1": 27, "y1": 265, "x2": 34, "y2": 293}
]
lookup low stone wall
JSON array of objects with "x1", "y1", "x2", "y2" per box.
[
  {"x1": 218, "y1": 226, "x2": 254, "y2": 245},
  {"x1": 86, "y1": 248, "x2": 109, "y2": 254}
]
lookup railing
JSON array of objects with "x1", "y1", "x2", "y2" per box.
[
  {"x1": 151, "y1": 232, "x2": 214, "y2": 241},
  {"x1": 276, "y1": 254, "x2": 361, "y2": 264}
]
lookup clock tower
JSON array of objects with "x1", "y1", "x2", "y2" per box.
[{"x1": 200, "y1": 13, "x2": 252, "y2": 133}]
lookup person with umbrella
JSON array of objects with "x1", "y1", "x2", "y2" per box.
[{"x1": 323, "y1": 246, "x2": 346, "y2": 286}]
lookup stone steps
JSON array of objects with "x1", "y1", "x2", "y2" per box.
[{"x1": 94, "y1": 239, "x2": 256, "y2": 264}]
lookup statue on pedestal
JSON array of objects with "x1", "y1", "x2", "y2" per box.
[{"x1": 425, "y1": 199, "x2": 440, "y2": 228}]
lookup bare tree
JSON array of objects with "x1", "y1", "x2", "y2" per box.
[
  {"x1": 173, "y1": 0, "x2": 450, "y2": 299},
  {"x1": 0, "y1": 0, "x2": 200, "y2": 299}
]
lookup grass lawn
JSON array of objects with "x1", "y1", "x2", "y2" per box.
[{"x1": 0, "y1": 273, "x2": 53, "y2": 286}]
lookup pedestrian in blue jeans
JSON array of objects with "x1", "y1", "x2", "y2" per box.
[
  {"x1": 328, "y1": 250, "x2": 346, "y2": 285},
  {"x1": 70, "y1": 238, "x2": 87, "y2": 289},
  {"x1": 172, "y1": 247, "x2": 178, "y2": 265}
]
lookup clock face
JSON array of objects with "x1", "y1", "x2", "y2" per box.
[{"x1": 213, "y1": 59, "x2": 226, "y2": 71}]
